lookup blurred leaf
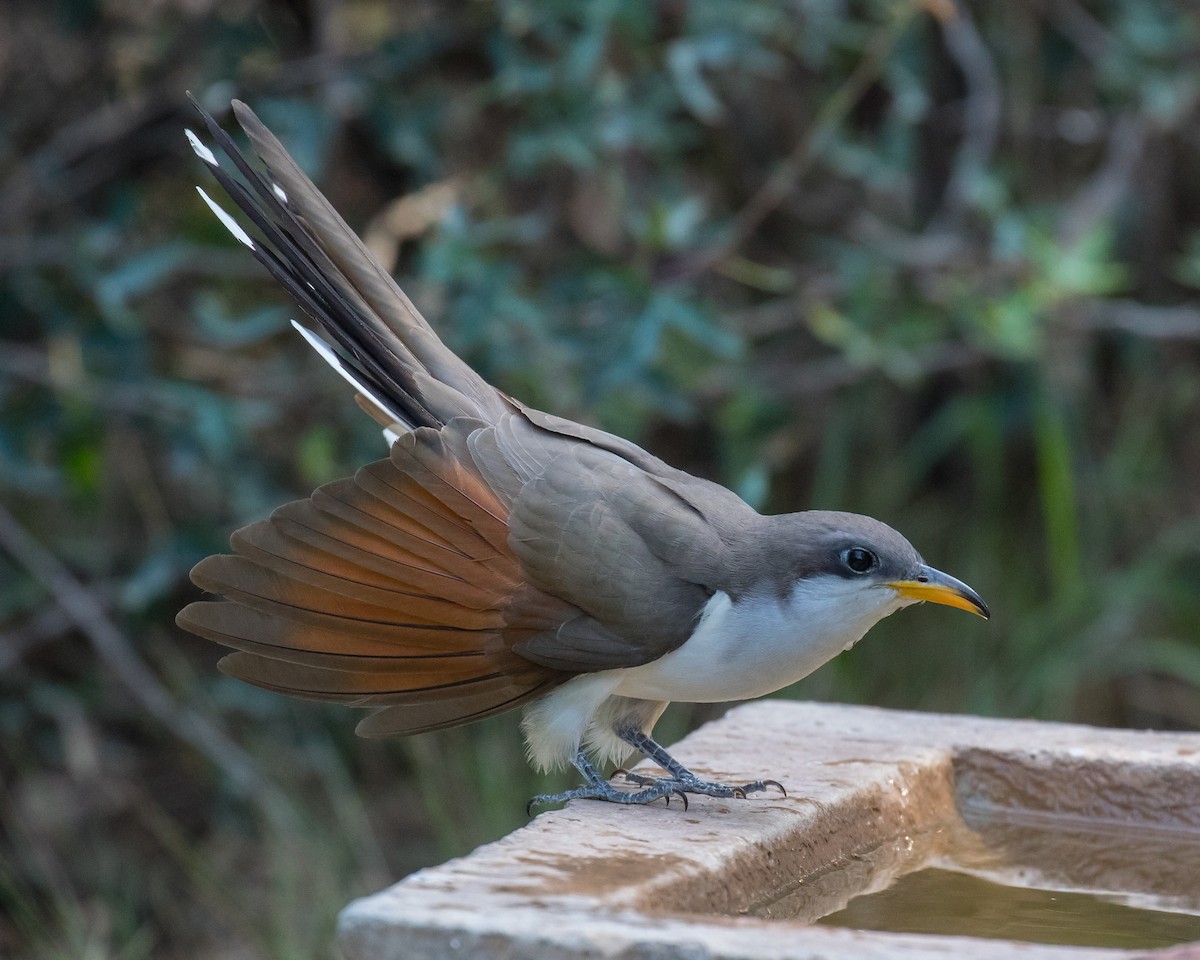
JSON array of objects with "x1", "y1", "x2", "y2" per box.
[
  {"x1": 192, "y1": 294, "x2": 290, "y2": 346},
  {"x1": 95, "y1": 244, "x2": 192, "y2": 332}
]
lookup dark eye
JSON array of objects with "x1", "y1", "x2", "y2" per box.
[{"x1": 843, "y1": 547, "x2": 878, "y2": 574}]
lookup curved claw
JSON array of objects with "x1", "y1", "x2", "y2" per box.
[
  {"x1": 526, "y1": 776, "x2": 692, "y2": 814},
  {"x1": 654, "y1": 774, "x2": 789, "y2": 801},
  {"x1": 528, "y1": 767, "x2": 785, "y2": 814}
]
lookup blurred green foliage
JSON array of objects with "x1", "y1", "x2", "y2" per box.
[{"x1": 2, "y1": 0, "x2": 1200, "y2": 957}]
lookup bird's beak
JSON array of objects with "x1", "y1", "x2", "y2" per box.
[{"x1": 888, "y1": 565, "x2": 990, "y2": 619}]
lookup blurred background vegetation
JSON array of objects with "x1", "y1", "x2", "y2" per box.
[{"x1": 2, "y1": 0, "x2": 1200, "y2": 956}]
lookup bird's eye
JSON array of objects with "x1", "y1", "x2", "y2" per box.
[{"x1": 843, "y1": 547, "x2": 878, "y2": 574}]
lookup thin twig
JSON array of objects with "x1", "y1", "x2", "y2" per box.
[
  {"x1": 774, "y1": 341, "x2": 985, "y2": 398},
  {"x1": 1057, "y1": 114, "x2": 1147, "y2": 249},
  {"x1": 673, "y1": 9, "x2": 918, "y2": 282},
  {"x1": 1075, "y1": 300, "x2": 1200, "y2": 340},
  {"x1": 0, "y1": 579, "x2": 128, "y2": 671},
  {"x1": 924, "y1": 0, "x2": 1002, "y2": 236},
  {"x1": 1049, "y1": 0, "x2": 1114, "y2": 65},
  {"x1": 727, "y1": 291, "x2": 1200, "y2": 402},
  {"x1": 0, "y1": 502, "x2": 298, "y2": 829},
  {"x1": 0, "y1": 91, "x2": 179, "y2": 223},
  {"x1": 0, "y1": 600, "x2": 103, "y2": 670},
  {"x1": 0, "y1": 345, "x2": 192, "y2": 419}
]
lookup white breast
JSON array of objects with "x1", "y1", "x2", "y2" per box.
[{"x1": 610, "y1": 577, "x2": 912, "y2": 703}]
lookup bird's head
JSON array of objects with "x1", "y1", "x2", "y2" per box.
[{"x1": 782, "y1": 511, "x2": 989, "y2": 626}]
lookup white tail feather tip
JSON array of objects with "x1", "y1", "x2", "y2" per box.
[
  {"x1": 196, "y1": 187, "x2": 255, "y2": 249},
  {"x1": 185, "y1": 129, "x2": 219, "y2": 166},
  {"x1": 288, "y1": 320, "x2": 405, "y2": 425}
]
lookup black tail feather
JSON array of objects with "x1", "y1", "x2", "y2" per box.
[{"x1": 187, "y1": 94, "x2": 441, "y2": 430}]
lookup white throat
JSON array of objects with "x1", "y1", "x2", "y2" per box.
[{"x1": 610, "y1": 576, "x2": 913, "y2": 703}]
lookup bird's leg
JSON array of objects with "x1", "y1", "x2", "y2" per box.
[
  {"x1": 616, "y1": 728, "x2": 786, "y2": 800},
  {"x1": 526, "y1": 750, "x2": 688, "y2": 814}
]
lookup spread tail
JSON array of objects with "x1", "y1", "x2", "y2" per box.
[
  {"x1": 185, "y1": 95, "x2": 511, "y2": 432},
  {"x1": 178, "y1": 101, "x2": 578, "y2": 736}
]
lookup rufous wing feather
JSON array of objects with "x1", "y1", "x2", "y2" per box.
[{"x1": 177, "y1": 425, "x2": 573, "y2": 735}]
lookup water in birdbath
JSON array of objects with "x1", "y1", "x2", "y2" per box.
[{"x1": 746, "y1": 801, "x2": 1200, "y2": 949}]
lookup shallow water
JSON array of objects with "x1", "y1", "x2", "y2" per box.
[
  {"x1": 817, "y1": 866, "x2": 1200, "y2": 948},
  {"x1": 749, "y1": 807, "x2": 1200, "y2": 948}
]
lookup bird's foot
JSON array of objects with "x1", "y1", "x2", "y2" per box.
[
  {"x1": 526, "y1": 777, "x2": 688, "y2": 815},
  {"x1": 614, "y1": 768, "x2": 787, "y2": 800}
]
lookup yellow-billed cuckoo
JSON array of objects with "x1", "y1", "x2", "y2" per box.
[{"x1": 178, "y1": 99, "x2": 989, "y2": 812}]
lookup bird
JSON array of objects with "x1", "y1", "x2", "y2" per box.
[{"x1": 177, "y1": 97, "x2": 989, "y2": 813}]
